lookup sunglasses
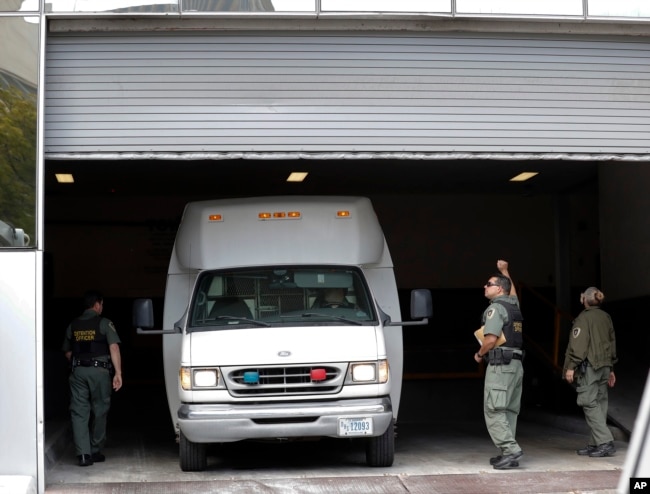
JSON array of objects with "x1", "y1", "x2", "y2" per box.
[{"x1": 485, "y1": 282, "x2": 499, "y2": 287}]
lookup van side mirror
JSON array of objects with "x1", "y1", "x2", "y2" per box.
[
  {"x1": 134, "y1": 298, "x2": 182, "y2": 334},
  {"x1": 385, "y1": 288, "x2": 432, "y2": 326},
  {"x1": 410, "y1": 289, "x2": 432, "y2": 320},
  {"x1": 133, "y1": 298, "x2": 154, "y2": 332}
]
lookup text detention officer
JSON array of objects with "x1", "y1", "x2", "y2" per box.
[
  {"x1": 473, "y1": 260, "x2": 524, "y2": 470},
  {"x1": 62, "y1": 290, "x2": 123, "y2": 466}
]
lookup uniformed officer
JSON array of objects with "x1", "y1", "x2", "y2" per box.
[
  {"x1": 473, "y1": 260, "x2": 524, "y2": 470},
  {"x1": 563, "y1": 286, "x2": 617, "y2": 457},
  {"x1": 62, "y1": 290, "x2": 123, "y2": 466}
]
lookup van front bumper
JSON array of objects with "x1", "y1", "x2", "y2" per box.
[{"x1": 178, "y1": 397, "x2": 392, "y2": 443}]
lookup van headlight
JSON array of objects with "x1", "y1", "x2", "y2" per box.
[
  {"x1": 349, "y1": 360, "x2": 389, "y2": 384},
  {"x1": 180, "y1": 367, "x2": 221, "y2": 390}
]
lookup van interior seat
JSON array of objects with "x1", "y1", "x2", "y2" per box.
[{"x1": 209, "y1": 297, "x2": 253, "y2": 319}]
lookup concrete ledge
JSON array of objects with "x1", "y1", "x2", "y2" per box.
[{"x1": 0, "y1": 475, "x2": 36, "y2": 494}]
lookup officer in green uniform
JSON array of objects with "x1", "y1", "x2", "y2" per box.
[
  {"x1": 474, "y1": 260, "x2": 524, "y2": 470},
  {"x1": 563, "y1": 286, "x2": 617, "y2": 457},
  {"x1": 62, "y1": 290, "x2": 123, "y2": 466}
]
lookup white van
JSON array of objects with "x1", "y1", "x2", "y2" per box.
[
  {"x1": 0, "y1": 219, "x2": 30, "y2": 247},
  {"x1": 134, "y1": 196, "x2": 432, "y2": 471}
]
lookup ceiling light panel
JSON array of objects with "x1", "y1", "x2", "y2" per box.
[
  {"x1": 287, "y1": 172, "x2": 308, "y2": 182},
  {"x1": 509, "y1": 172, "x2": 539, "y2": 182},
  {"x1": 55, "y1": 173, "x2": 74, "y2": 183}
]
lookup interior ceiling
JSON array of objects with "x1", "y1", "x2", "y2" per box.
[{"x1": 44, "y1": 158, "x2": 599, "y2": 200}]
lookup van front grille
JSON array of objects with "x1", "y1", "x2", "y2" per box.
[{"x1": 225, "y1": 364, "x2": 346, "y2": 396}]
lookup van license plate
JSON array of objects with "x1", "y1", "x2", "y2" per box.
[{"x1": 338, "y1": 417, "x2": 373, "y2": 436}]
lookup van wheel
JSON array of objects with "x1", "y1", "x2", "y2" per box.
[
  {"x1": 179, "y1": 430, "x2": 207, "y2": 471},
  {"x1": 365, "y1": 419, "x2": 395, "y2": 467}
]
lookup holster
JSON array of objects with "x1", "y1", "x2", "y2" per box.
[{"x1": 578, "y1": 359, "x2": 589, "y2": 375}]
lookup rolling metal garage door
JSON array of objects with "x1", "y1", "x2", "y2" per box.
[{"x1": 44, "y1": 32, "x2": 650, "y2": 156}]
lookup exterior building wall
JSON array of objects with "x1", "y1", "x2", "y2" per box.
[{"x1": 0, "y1": 13, "x2": 42, "y2": 494}]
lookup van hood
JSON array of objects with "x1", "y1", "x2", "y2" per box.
[{"x1": 187, "y1": 325, "x2": 381, "y2": 366}]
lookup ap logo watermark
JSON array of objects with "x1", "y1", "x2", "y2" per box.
[{"x1": 631, "y1": 478, "x2": 650, "y2": 492}]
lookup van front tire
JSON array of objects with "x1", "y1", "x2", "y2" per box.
[
  {"x1": 365, "y1": 419, "x2": 395, "y2": 467},
  {"x1": 179, "y1": 430, "x2": 207, "y2": 472}
]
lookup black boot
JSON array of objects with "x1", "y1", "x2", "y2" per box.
[
  {"x1": 576, "y1": 445, "x2": 597, "y2": 456},
  {"x1": 77, "y1": 454, "x2": 94, "y2": 467},
  {"x1": 588, "y1": 442, "x2": 616, "y2": 457},
  {"x1": 492, "y1": 450, "x2": 523, "y2": 470},
  {"x1": 91, "y1": 452, "x2": 106, "y2": 462}
]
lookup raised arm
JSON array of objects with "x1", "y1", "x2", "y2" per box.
[{"x1": 497, "y1": 259, "x2": 517, "y2": 298}]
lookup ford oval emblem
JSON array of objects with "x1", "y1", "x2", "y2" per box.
[{"x1": 278, "y1": 351, "x2": 291, "y2": 357}]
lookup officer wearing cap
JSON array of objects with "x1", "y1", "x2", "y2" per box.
[
  {"x1": 62, "y1": 290, "x2": 123, "y2": 466},
  {"x1": 563, "y1": 286, "x2": 617, "y2": 458},
  {"x1": 473, "y1": 260, "x2": 524, "y2": 470}
]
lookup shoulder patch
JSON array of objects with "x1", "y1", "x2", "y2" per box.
[
  {"x1": 108, "y1": 321, "x2": 117, "y2": 333},
  {"x1": 486, "y1": 309, "x2": 495, "y2": 319},
  {"x1": 572, "y1": 327, "x2": 581, "y2": 338}
]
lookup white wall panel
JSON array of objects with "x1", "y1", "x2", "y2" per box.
[
  {"x1": 0, "y1": 252, "x2": 39, "y2": 479},
  {"x1": 45, "y1": 32, "x2": 650, "y2": 155}
]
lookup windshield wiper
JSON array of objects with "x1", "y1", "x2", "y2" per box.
[
  {"x1": 281, "y1": 312, "x2": 363, "y2": 325},
  {"x1": 213, "y1": 316, "x2": 270, "y2": 327}
]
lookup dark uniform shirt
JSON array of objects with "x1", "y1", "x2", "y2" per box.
[
  {"x1": 62, "y1": 308, "x2": 121, "y2": 362},
  {"x1": 563, "y1": 306, "x2": 617, "y2": 372}
]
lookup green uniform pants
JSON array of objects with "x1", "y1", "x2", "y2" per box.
[
  {"x1": 69, "y1": 366, "x2": 113, "y2": 456},
  {"x1": 483, "y1": 360, "x2": 523, "y2": 455},
  {"x1": 576, "y1": 365, "x2": 614, "y2": 446}
]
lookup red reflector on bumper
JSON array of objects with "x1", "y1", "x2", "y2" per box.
[{"x1": 311, "y1": 368, "x2": 327, "y2": 381}]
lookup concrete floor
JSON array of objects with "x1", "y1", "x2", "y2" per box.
[{"x1": 43, "y1": 378, "x2": 636, "y2": 494}]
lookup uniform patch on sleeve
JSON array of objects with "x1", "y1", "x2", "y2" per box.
[
  {"x1": 572, "y1": 327, "x2": 581, "y2": 338},
  {"x1": 109, "y1": 321, "x2": 117, "y2": 333},
  {"x1": 486, "y1": 309, "x2": 495, "y2": 319}
]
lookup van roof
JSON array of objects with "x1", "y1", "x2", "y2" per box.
[{"x1": 173, "y1": 196, "x2": 389, "y2": 270}]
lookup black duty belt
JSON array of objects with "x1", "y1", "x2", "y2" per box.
[
  {"x1": 73, "y1": 359, "x2": 112, "y2": 369},
  {"x1": 486, "y1": 348, "x2": 525, "y2": 365}
]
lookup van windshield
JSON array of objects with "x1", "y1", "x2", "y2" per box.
[{"x1": 189, "y1": 266, "x2": 377, "y2": 330}]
